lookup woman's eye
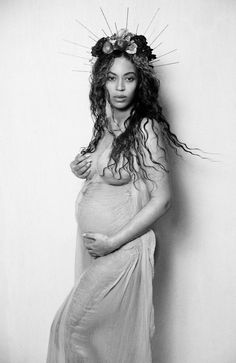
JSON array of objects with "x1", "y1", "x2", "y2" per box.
[
  {"x1": 107, "y1": 76, "x2": 116, "y2": 81},
  {"x1": 125, "y1": 77, "x2": 135, "y2": 82}
]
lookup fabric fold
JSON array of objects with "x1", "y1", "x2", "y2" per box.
[{"x1": 47, "y1": 175, "x2": 156, "y2": 363}]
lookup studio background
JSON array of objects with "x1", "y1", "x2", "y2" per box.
[{"x1": 0, "y1": 0, "x2": 236, "y2": 362}]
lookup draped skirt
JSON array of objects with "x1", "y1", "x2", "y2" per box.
[{"x1": 46, "y1": 179, "x2": 156, "y2": 363}]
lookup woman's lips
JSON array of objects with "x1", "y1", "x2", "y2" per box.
[{"x1": 113, "y1": 96, "x2": 127, "y2": 101}]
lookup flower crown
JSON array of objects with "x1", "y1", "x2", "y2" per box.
[{"x1": 91, "y1": 28, "x2": 157, "y2": 62}]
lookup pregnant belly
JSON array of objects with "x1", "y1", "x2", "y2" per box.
[{"x1": 77, "y1": 181, "x2": 135, "y2": 236}]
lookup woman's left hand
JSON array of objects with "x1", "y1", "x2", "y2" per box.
[{"x1": 83, "y1": 232, "x2": 117, "y2": 258}]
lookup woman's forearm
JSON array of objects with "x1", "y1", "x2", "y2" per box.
[{"x1": 110, "y1": 195, "x2": 171, "y2": 249}]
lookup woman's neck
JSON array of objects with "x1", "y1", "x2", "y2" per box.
[
  {"x1": 107, "y1": 108, "x2": 132, "y2": 135},
  {"x1": 112, "y1": 106, "x2": 133, "y2": 125}
]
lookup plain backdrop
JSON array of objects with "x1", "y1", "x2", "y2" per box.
[{"x1": 1, "y1": 0, "x2": 236, "y2": 362}]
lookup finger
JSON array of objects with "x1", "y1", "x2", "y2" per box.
[
  {"x1": 74, "y1": 153, "x2": 87, "y2": 162},
  {"x1": 83, "y1": 239, "x2": 95, "y2": 250},
  {"x1": 86, "y1": 247, "x2": 99, "y2": 258},
  {"x1": 76, "y1": 167, "x2": 91, "y2": 178},
  {"x1": 83, "y1": 233, "x2": 96, "y2": 241},
  {"x1": 74, "y1": 169, "x2": 91, "y2": 181},
  {"x1": 75, "y1": 153, "x2": 92, "y2": 164},
  {"x1": 86, "y1": 247, "x2": 94, "y2": 255},
  {"x1": 73, "y1": 162, "x2": 91, "y2": 174},
  {"x1": 70, "y1": 160, "x2": 77, "y2": 170},
  {"x1": 78, "y1": 161, "x2": 92, "y2": 171},
  {"x1": 84, "y1": 240, "x2": 92, "y2": 248},
  {"x1": 71, "y1": 164, "x2": 92, "y2": 179},
  {"x1": 71, "y1": 160, "x2": 92, "y2": 175},
  {"x1": 85, "y1": 170, "x2": 91, "y2": 178},
  {"x1": 72, "y1": 170, "x2": 90, "y2": 180},
  {"x1": 70, "y1": 155, "x2": 91, "y2": 168},
  {"x1": 70, "y1": 158, "x2": 91, "y2": 172},
  {"x1": 76, "y1": 158, "x2": 92, "y2": 169},
  {"x1": 84, "y1": 239, "x2": 96, "y2": 248}
]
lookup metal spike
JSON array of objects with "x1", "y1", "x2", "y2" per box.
[
  {"x1": 153, "y1": 41, "x2": 162, "y2": 51},
  {"x1": 153, "y1": 61, "x2": 179, "y2": 67},
  {"x1": 102, "y1": 28, "x2": 109, "y2": 37},
  {"x1": 62, "y1": 39, "x2": 90, "y2": 49},
  {"x1": 136, "y1": 24, "x2": 139, "y2": 34},
  {"x1": 75, "y1": 19, "x2": 99, "y2": 39},
  {"x1": 148, "y1": 27, "x2": 157, "y2": 40},
  {"x1": 115, "y1": 22, "x2": 118, "y2": 34},
  {"x1": 151, "y1": 49, "x2": 178, "y2": 62},
  {"x1": 58, "y1": 51, "x2": 89, "y2": 60},
  {"x1": 150, "y1": 24, "x2": 169, "y2": 46},
  {"x1": 72, "y1": 69, "x2": 90, "y2": 73},
  {"x1": 100, "y1": 7, "x2": 113, "y2": 35},
  {"x1": 157, "y1": 48, "x2": 178, "y2": 59},
  {"x1": 88, "y1": 35, "x2": 96, "y2": 43},
  {"x1": 144, "y1": 8, "x2": 160, "y2": 35},
  {"x1": 125, "y1": 8, "x2": 129, "y2": 30}
]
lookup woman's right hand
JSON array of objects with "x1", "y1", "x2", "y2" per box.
[{"x1": 70, "y1": 153, "x2": 92, "y2": 179}]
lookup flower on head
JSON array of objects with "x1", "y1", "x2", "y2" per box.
[
  {"x1": 126, "y1": 41, "x2": 138, "y2": 54},
  {"x1": 102, "y1": 40, "x2": 113, "y2": 54},
  {"x1": 117, "y1": 28, "x2": 128, "y2": 38},
  {"x1": 91, "y1": 29, "x2": 156, "y2": 61},
  {"x1": 115, "y1": 39, "x2": 128, "y2": 51}
]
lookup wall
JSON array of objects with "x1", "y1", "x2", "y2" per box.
[{"x1": 0, "y1": 0, "x2": 236, "y2": 362}]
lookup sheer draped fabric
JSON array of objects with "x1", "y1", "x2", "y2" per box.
[{"x1": 46, "y1": 130, "x2": 157, "y2": 363}]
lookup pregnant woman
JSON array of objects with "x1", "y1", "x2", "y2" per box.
[{"x1": 46, "y1": 28, "x2": 196, "y2": 362}]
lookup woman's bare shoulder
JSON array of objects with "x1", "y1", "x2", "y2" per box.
[{"x1": 138, "y1": 118, "x2": 165, "y2": 150}]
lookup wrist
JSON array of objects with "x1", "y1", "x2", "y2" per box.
[{"x1": 109, "y1": 234, "x2": 122, "y2": 251}]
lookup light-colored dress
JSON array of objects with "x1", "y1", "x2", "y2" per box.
[{"x1": 46, "y1": 129, "x2": 156, "y2": 363}]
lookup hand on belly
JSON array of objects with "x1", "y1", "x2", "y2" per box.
[{"x1": 83, "y1": 232, "x2": 117, "y2": 258}]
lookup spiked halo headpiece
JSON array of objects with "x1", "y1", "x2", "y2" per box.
[{"x1": 60, "y1": 7, "x2": 178, "y2": 73}]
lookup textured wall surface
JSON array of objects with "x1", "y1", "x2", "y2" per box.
[{"x1": 0, "y1": 0, "x2": 236, "y2": 362}]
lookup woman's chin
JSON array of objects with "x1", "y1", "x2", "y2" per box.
[{"x1": 110, "y1": 102, "x2": 133, "y2": 112}]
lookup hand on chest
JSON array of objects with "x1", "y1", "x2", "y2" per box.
[{"x1": 88, "y1": 132, "x2": 132, "y2": 185}]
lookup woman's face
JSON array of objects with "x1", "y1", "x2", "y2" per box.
[{"x1": 105, "y1": 56, "x2": 138, "y2": 111}]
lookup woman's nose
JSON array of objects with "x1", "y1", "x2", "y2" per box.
[{"x1": 116, "y1": 78, "x2": 125, "y2": 91}]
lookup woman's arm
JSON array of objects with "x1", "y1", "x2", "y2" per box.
[
  {"x1": 110, "y1": 118, "x2": 171, "y2": 248},
  {"x1": 110, "y1": 184, "x2": 171, "y2": 249},
  {"x1": 83, "y1": 119, "x2": 171, "y2": 257}
]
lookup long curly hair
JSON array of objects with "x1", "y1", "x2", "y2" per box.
[{"x1": 81, "y1": 50, "x2": 204, "y2": 183}]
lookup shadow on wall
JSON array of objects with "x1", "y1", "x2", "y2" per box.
[{"x1": 151, "y1": 96, "x2": 193, "y2": 362}]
